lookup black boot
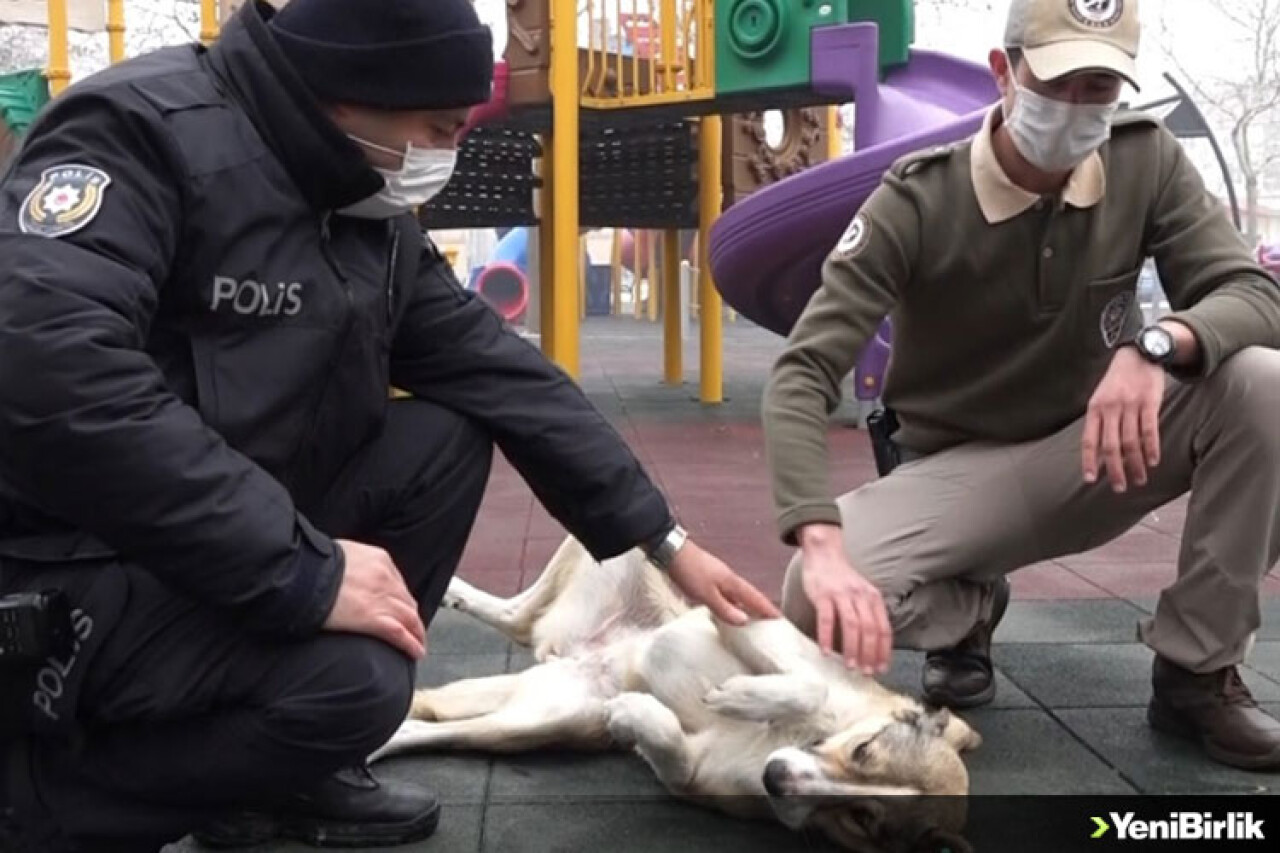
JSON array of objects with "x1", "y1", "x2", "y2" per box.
[
  {"x1": 921, "y1": 577, "x2": 1010, "y2": 709},
  {"x1": 193, "y1": 765, "x2": 440, "y2": 849}
]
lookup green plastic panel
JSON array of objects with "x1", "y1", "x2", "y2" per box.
[
  {"x1": 0, "y1": 70, "x2": 50, "y2": 136},
  {"x1": 715, "y1": 0, "x2": 851, "y2": 96},
  {"x1": 847, "y1": 0, "x2": 915, "y2": 71}
]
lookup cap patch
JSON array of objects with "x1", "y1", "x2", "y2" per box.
[
  {"x1": 1070, "y1": 0, "x2": 1123, "y2": 28},
  {"x1": 19, "y1": 164, "x2": 112, "y2": 239}
]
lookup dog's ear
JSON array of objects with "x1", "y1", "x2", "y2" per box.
[
  {"x1": 920, "y1": 827, "x2": 976, "y2": 853},
  {"x1": 928, "y1": 708, "x2": 982, "y2": 752}
]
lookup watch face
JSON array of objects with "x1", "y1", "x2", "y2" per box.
[{"x1": 1141, "y1": 328, "x2": 1173, "y2": 358}]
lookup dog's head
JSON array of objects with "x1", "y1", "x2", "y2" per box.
[{"x1": 763, "y1": 706, "x2": 980, "y2": 852}]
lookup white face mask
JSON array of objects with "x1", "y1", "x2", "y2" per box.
[
  {"x1": 1005, "y1": 81, "x2": 1118, "y2": 173},
  {"x1": 340, "y1": 134, "x2": 458, "y2": 219}
]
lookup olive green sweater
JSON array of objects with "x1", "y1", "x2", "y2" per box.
[{"x1": 763, "y1": 109, "x2": 1280, "y2": 544}]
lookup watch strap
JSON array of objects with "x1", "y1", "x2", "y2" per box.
[{"x1": 644, "y1": 523, "x2": 687, "y2": 571}]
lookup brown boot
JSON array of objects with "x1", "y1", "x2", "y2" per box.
[
  {"x1": 1148, "y1": 656, "x2": 1280, "y2": 770},
  {"x1": 921, "y1": 577, "x2": 1010, "y2": 709}
]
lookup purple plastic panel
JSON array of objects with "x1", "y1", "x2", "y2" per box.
[{"x1": 709, "y1": 24, "x2": 999, "y2": 337}]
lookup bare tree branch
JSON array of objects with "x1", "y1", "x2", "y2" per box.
[{"x1": 1156, "y1": 0, "x2": 1280, "y2": 244}]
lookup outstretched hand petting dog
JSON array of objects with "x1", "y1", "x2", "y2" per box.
[
  {"x1": 797, "y1": 523, "x2": 893, "y2": 676},
  {"x1": 665, "y1": 540, "x2": 780, "y2": 625}
]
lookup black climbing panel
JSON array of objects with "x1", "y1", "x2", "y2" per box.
[
  {"x1": 419, "y1": 117, "x2": 700, "y2": 231},
  {"x1": 420, "y1": 127, "x2": 542, "y2": 230},
  {"x1": 579, "y1": 120, "x2": 699, "y2": 230}
]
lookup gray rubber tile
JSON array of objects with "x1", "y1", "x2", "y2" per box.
[
  {"x1": 960, "y1": 708, "x2": 1135, "y2": 794},
  {"x1": 480, "y1": 801, "x2": 840, "y2": 852},
  {"x1": 1057, "y1": 707, "x2": 1280, "y2": 794},
  {"x1": 995, "y1": 600, "x2": 1147, "y2": 644},
  {"x1": 995, "y1": 643, "x2": 1280, "y2": 708},
  {"x1": 425, "y1": 608, "x2": 510, "y2": 655}
]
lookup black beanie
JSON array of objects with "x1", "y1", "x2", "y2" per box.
[{"x1": 267, "y1": 0, "x2": 494, "y2": 110}]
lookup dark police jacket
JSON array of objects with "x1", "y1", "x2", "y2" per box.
[{"x1": 0, "y1": 3, "x2": 673, "y2": 638}]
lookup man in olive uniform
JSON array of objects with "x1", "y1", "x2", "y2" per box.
[{"x1": 764, "y1": 0, "x2": 1280, "y2": 770}]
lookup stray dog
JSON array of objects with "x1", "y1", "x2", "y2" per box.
[{"x1": 372, "y1": 536, "x2": 982, "y2": 851}]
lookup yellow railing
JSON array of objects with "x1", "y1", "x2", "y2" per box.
[
  {"x1": 45, "y1": 0, "x2": 221, "y2": 93},
  {"x1": 578, "y1": 0, "x2": 714, "y2": 109}
]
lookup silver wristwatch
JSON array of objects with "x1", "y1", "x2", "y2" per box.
[{"x1": 645, "y1": 523, "x2": 688, "y2": 571}]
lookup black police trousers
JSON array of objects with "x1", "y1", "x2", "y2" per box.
[{"x1": 2, "y1": 399, "x2": 493, "y2": 851}]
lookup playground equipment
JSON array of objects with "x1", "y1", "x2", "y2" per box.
[
  {"x1": 473, "y1": 261, "x2": 531, "y2": 323},
  {"x1": 709, "y1": 30, "x2": 999, "y2": 337},
  {"x1": 472, "y1": 227, "x2": 532, "y2": 323},
  {"x1": 0, "y1": 69, "x2": 51, "y2": 167},
  {"x1": 1258, "y1": 243, "x2": 1280, "y2": 278},
  {"x1": 436, "y1": 0, "x2": 920, "y2": 401},
  {"x1": 33, "y1": 0, "x2": 977, "y2": 404}
]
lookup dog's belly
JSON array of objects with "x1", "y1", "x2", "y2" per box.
[
  {"x1": 553, "y1": 629, "x2": 651, "y2": 701},
  {"x1": 635, "y1": 612, "x2": 751, "y2": 730}
]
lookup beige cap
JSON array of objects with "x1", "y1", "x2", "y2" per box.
[{"x1": 1005, "y1": 0, "x2": 1141, "y2": 90}]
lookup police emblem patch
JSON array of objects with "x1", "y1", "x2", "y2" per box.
[
  {"x1": 19, "y1": 164, "x2": 113, "y2": 238},
  {"x1": 836, "y1": 213, "x2": 871, "y2": 257},
  {"x1": 1070, "y1": 0, "x2": 1123, "y2": 28},
  {"x1": 1099, "y1": 290, "x2": 1134, "y2": 348}
]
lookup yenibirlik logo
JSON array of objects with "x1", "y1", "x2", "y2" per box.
[{"x1": 1091, "y1": 811, "x2": 1265, "y2": 841}]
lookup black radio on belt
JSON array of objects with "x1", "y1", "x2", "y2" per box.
[
  {"x1": 0, "y1": 590, "x2": 75, "y2": 665},
  {"x1": 866, "y1": 407, "x2": 903, "y2": 478}
]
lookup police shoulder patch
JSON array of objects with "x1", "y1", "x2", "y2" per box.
[
  {"x1": 836, "y1": 212, "x2": 872, "y2": 257},
  {"x1": 19, "y1": 164, "x2": 113, "y2": 238}
]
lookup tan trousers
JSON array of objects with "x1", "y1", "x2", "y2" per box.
[{"x1": 781, "y1": 347, "x2": 1280, "y2": 674}]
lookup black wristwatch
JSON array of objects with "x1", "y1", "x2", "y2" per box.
[{"x1": 1131, "y1": 324, "x2": 1177, "y2": 367}]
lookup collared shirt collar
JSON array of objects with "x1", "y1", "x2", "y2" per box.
[{"x1": 970, "y1": 106, "x2": 1105, "y2": 224}]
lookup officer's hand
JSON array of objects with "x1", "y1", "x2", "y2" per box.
[
  {"x1": 1082, "y1": 345, "x2": 1165, "y2": 493},
  {"x1": 325, "y1": 540, "x2": 427, "y2": 660},
  {"x1": 666, "y1": 540, "x2": 780, "y2": 626},
  {"x1": 798, "y1": 524, "x2": 892, "y2": 675}
]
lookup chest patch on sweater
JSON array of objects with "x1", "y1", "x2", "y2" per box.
[
  {"x1": 18, "y1": 164, "x2": 112, "y2": 238},
  {"x1": 1099, "y1": 290, "x2": 1134, "y2": 348}
]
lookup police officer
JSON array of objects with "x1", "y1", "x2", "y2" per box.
[
  {"x1": 0, "y1": 1, "x2": 778, "y2": 850},
  {"x1": 765, "y1": 0, "x2": 1280, "y2": 770}
]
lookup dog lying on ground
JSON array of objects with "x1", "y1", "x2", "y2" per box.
[{"x1": 371, "y1": 535, "x2": 982, "y2": 851}]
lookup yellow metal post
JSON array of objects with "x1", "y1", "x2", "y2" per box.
[
  {"x1": 646, "y1": 230, "x2": 658, "y2": 322},
  {"x1": 660, "y1": 0, "x2": 677, "y2": 93},
  {"x1": 662, "y1": 229, "x2": 681, "y2": 384},
  {"x1": 538, "y1": 138, "x2": 556, "y2": 357},
  {"x1": 827, "y1": 106, "x2": 843, "y2": 160},
  {"x1": 108, "y1": 0, "x2": 126, "y2": 64},
  {"x1": 610, "y1": 229, "x2": 623, "y2": 315},
  {"x1": 200, "y1": 0, "x2": 220, "y2": 43},
  {"x1": 633, "y1": 231, "x2": 644, "y2": 320},
  {"x1": 579, "y1": 234, "x2": 587, "y2": 320},
  {"x1": 697, "y1": 115, "x2": 723, "y2": 403},
  {"x1": 46, "y1": 0, "x2": 70, "y2": 96},
  {"x1": 550, "y1": 0, "x2": 581, "y2": 378}
]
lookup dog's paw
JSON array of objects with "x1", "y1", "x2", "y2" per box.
[
  {"x1": 702, "y1": 675, "x2": 759, "y2": 714},
  {"x1": 604, "y1": 693, "x2": 666, "y2": 745},
  {"x1": 440, "y1": 588, "x2": 467, "y2": 611},
  {"x1": 367, "y1": 719, "x2": 432, "y2": 764},
  {"x1": 408, "y1": 691, "x2": 440, "y2": 721}
]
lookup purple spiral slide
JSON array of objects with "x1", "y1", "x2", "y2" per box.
[{"x1": 709, "y1": 24, "x2": 999, "y2": 397}]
